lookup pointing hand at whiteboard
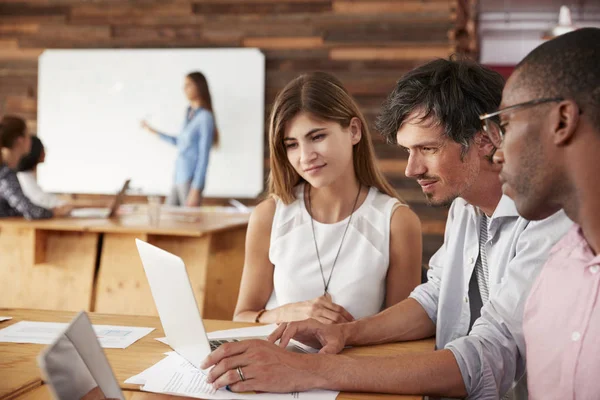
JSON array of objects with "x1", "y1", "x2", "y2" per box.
[{"x1": 140, "y1": 120, "x2": 157, "y2": 135}]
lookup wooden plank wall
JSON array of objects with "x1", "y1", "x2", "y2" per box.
[{"x1": 0, "y1": 0, "x2": 456, "y2": 262}]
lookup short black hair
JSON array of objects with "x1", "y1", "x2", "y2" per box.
[
  {"x1": 376, "y1": 56, "x2": 504, "y2": 154},
  {"x1": 515, "y1": 27, "x2": 600, "y2": 129},
  {"x1": 18, "y1": 135, "x2": 43, "y2": 172}
]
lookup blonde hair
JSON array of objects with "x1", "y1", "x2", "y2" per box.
[{"x1": 267, "y1": 72, "x2": 404, "y2": 205}]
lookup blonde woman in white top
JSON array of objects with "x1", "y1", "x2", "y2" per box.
[{"x1": 234, "y1": 72, "x2": 422, "y2": 324}]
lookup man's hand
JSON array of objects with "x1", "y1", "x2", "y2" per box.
[
  {"x1": 201, "y1": 340, "x2": 327, "y2": 393},
  {"x1": 268, "y1": 318, "x2": 348, "y2": 354}
]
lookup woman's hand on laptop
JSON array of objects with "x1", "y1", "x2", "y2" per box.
[
  {"x1": 201, "y1": 340, "x2": 328, "y2": 393},
  {"x1": 277, "y1": 294, "x2": 354, "y2": 324},
  {"x1": 268, "y1": 319, "x2": 347, "y2": 354}
]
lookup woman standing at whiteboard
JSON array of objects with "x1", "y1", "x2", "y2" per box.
[
  {"x1": 233, "y1": 72, "x2": 422, "y2": 324},
  {"x1": 141, "y1": 72, "x2": 219, "y2": 207}
]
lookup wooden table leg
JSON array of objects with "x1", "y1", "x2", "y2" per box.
[
  {"x1": 0, "y1": 227, "x2": 99, "y2": 311},
  {"x1": 94, "y1": 228, "x2": 246, "y2": 320},
  {"x1": 201, "y1": 225, "x2": 246, "y2": 320}
]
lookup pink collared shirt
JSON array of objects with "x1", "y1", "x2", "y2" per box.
[{"x1": 524, "y1": 225, "x2": 600, "y2": 400}]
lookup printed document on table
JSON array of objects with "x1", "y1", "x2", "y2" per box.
[
  {"x1": 125, "y1": 351, "x2": 197, "y2": 385},
  {"x1": 0, "y1": 321, "x2": 153, "y2": 348},
  {"x1": 141, "y1": 362, "x2": 338, "y2": 400},
  {"x1": 129, "y1": 352, "x2": 337, "y2": 400}
]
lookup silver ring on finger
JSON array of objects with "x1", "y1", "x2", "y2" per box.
[{"x1": 237, "y1": 366, "x2": 246, "y2": 382}]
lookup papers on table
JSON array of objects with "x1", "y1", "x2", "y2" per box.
[
  {"x1": 155, "y1": 336, "x2": 169, "y2": 345},
  {"x1": 125, "y1": 351, "x2": 196, "y2": 385},
  {"x1": 70, "y1": 207, "x2": 110, "y2": 218},
  {"x1": 0, "y1": 321, "x2": 153, "y2": 349},
  {"x1": 0, "y1": 316, "x2": 12, "y2": 322},
  {"x1": 127, "y1": 352, "x2": 338, "y2": 400}
]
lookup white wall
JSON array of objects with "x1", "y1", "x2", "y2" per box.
[
  {"x1": 479, "y1": 11, "x2": 600, "y2": 65},
  {"x1": 480, "y1": 35, "x2": 543, "y2": 65},
  {"x1": 37, "y1": 49, "x2": 265, "y2": 198}
]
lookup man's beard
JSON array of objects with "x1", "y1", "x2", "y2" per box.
[{"x1": 424, "y1": 191, "x2": 457, "y2": 208}]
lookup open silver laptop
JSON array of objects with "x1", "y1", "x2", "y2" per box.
[
  {"x1": 135, "y1": 239, "x2": 308, "y2": 371},
  {"x1": 38, "y1": 311, "x2": 124, "y2": 400},
  {"x1": 70, "y1": 179, "x2": 130, "y2": 219}
]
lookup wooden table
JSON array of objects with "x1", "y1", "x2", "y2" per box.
[
  {"x1": 0, "y1": 211, "x2": 249, "y2": 319},
  {"x1": 0, "y1": 309, "x2": 434, "y2": 400}
]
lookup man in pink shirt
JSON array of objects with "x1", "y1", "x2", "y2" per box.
[{"x1": 483, "y1": 28, "x2": 600, "y2": 399}]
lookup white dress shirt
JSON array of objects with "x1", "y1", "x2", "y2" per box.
[
  {"x1": 17, "y1": 171, "x2": 65, "y2": 209},
  {"x1": 410, "y1": 196, "x2": 573, "y2": 399}
]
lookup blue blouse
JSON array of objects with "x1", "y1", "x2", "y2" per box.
[{"x1": 158, "y1": 107, "x2": 215, "y2": 190}]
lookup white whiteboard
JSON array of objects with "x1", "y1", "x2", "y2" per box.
[{"x1": 37, "y1": 49, "x2": 265, "y2": 198}]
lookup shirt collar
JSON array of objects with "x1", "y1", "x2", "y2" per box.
[
  {"x1": 465, "y1": 195, "x2": 519, "y2": 224},
  {"x1": 490, "y1": 195, "x2": 519, "y2": 220},
  {"x1": 558, "y1": 224, "x2": 600, "y2": 266}
]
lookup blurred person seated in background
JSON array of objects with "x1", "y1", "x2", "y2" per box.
[
  {"x1": 0, "y1": 115, "x2": 71, "y2": 219},
  {"x1": 17, "y1": 134, "x2": 71, "y2": 210}
]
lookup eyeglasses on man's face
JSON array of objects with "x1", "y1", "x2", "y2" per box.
[{"x1": 479, "y1": 98, "x2": 564, "y2": 148}]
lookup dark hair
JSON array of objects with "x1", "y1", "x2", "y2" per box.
[
  {"x1": 18, "y1": 135, "x2": 43, "y2": 172},
  {"x1": 515, "y1": 27, "x2": 600, "y2": 129},
  {"x1": 0, "y1": 115, "x2": 27, "y2": 164},
  {"x1": 187, "y1": 71, "x2": 220, "y2": 147},
  {"x1": 376, "y1": 56, "x2": 504, "y2": 156}
]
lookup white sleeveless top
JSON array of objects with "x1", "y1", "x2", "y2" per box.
[{"x1": 266, "y1": 184, "x2": 404, "y2": 320}]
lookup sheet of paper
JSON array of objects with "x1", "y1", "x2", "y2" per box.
[
  {"x1": 125, "y1": 352, "x2": 197, "y2": 385},
  {"x1": 70, "y1": 208, "x2": 110, "y2": 218},
  {"x1": 131, "y1": 351, "x2": 337, "y2": 400},
  {"x1": 155, "y1": 337, "x2": 169, "y2": 346},
  {"x1": 93, "y1": 324, "x2": 154, "y2": 348},
  {"x1": 143, "y1": 366, "x2": 337, "y2": 400},
  {"x1": 0, "y1": 316, "x2": 12, "y2": 322},
  {"x1": 133, "y1": 352, "x2": 227, "y2": 398},
  {"x1": 0, "y1": 321, "x2": 153, "y2": 349},
  {"x1": 142, "y1": 369, "x2": 224, "y2": 398}
]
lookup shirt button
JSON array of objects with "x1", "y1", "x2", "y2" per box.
[
  {"x1": 468, "y1": 257, "x2": 475, "y2": 264},
  {"x1": 571, "y1": 331, "x2": 581, "y2": 342},
  {"x1": 590, "y1": 265, "x2": 599, "y2": 274},
  {"x1": 464, "y1": 296, "x2": 469, "y2": 303}
]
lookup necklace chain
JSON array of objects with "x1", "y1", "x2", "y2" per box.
[{"x1": 307, "y1": 183, "x2": 362, "y2": 295}]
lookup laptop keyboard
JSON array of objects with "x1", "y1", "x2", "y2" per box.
[
  {"x1": 209, "y1": 338, "x2": 309, "y2": 354},
  {"x1": 209, "y1": 338, "x2": 239, "y2": 351}
]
